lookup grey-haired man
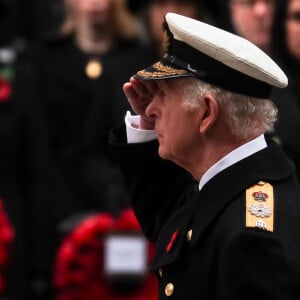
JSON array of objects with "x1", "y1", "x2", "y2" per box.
[{"x1": 110, "y1": 13, "x2": 300, "y2": 300}]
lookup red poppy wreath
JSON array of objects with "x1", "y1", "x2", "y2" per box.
[{"x1": 53, "y1": 209, "x2": 158, "y2": 300}]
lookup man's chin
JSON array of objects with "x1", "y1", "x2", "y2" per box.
[{"x1": 158, "y1": 147, "x2": 168, "y2": 160}]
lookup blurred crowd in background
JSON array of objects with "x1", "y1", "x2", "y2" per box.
[{"x1": 0, "y1": 0, "x2": 299, "y2": 299}]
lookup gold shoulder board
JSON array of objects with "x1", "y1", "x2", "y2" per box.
[{"x1": 246, "y1": 181, "x2": 274, "y2": 232}]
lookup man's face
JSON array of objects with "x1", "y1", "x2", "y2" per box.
[
  {"x1": 230, "y1": 0, "x2": 275, "y2": 51},
  {"x1": 145, "y1": 79, "x2": 201, "y2": 166},
  {"x1": 71, "y1": 0, "x2": 114, "y2": 26},
  {"x1": 286, "y1": 0, "x2": 300, "y2": 60},
  {"x1": 147, "y1": 1, "x2": 200, "y2": 49}
]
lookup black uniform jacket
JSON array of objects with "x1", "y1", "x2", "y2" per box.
[{"x1": 110, "y1": 126, "x2": 300, "y2": 300}]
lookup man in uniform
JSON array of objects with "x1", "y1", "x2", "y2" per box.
[{"x1": 110, "y1": 13, "x2": 300, "y2": 299}]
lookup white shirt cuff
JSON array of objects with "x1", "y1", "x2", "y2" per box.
[{"x1": 125, "y1": 111, "x2": 157, "y2": 143}]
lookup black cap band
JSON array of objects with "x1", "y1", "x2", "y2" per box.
[{"x1": 165, "y1": 39, "x2": 272, "y2": 98}]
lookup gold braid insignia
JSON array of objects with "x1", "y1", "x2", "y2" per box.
[{"x1": 136, "y1": 62, "x2": 188, "y2": 78}]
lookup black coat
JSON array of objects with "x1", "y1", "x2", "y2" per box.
[
  {"x1": 110, "y1": 126, "x2": 300, "y2": 300},
  {"x1": 11, "y1": 35, "x2": 138, "y2": 299},
  {"x1": 271, "y1": 83, "x2": 300, "y2": 182}
]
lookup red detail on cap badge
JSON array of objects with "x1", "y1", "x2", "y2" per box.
[
  {"x1": 252, "y1": 191, "x2": 268, "y2": 202},
  {"x1": 166, "y1": 229, "x2": 179, "y2": 253}
]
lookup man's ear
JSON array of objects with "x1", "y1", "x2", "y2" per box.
[{"x1": 198, "y1": 94, "x2": 219, "y2": 134}]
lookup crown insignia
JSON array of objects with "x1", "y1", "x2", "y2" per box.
[{"x1": 252, "y1": 191, "x2": 268, "y2": 202}]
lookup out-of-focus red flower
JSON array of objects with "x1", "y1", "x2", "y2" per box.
[
  {"x1": 0, "y1": 77, "x2": 11, "y2": 102},
  {"x1": 112, "y1": 209, "x2": 140, "y2": 231},
  {"x1": 53, "y1": 209, "x2": 158, "y2": 300},
  {"x1": 0, "y1": 197, "x2": 14, "y2": 297}
]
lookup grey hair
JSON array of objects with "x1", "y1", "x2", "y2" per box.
[{"x1": 178, "y1": 77, "x2": 278, "y2": 140}]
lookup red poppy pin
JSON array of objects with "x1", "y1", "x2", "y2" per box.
[{"x1": 166, "y1": 229, "x2": 179, "y2": 253}]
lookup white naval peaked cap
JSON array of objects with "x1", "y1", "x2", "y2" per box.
[{"x1": 134, "y1": 12, "x2": 288, "y2": 98}]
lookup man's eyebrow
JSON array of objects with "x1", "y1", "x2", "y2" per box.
[{"x1": 156, "y1": 80, "x2": 175, "y2": 91}]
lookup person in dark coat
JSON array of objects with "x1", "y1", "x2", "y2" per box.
[
  {"x1": 110, "y1": 13, "x2": 300, "y2": 300},
  {"x1": 269, "y1": 0, "x2": 300, "y2": 182},
  {"x1": 11, "y1": 0, "x2": 137, "y2": 298},
  {"x1": 0, "y1": 1, "x2": 29, "y2": 298}
]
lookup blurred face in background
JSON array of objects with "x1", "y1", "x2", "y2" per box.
[
  {"x1": 67, "y1": 0, "x2": 115, "y2": 27},
  {"x1": 147, "y1": 0, "x2": 200, "y2": 52},
  {"x1": 230, "y1": 0, "x2": 275, "y2": 51},
  {"x1": 286, "y1": 0, "x2": 300, "y2": 60}
]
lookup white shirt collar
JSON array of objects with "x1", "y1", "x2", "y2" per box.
[{"x1": 198, "y1": 134, "x2": 267, "y2": 190}]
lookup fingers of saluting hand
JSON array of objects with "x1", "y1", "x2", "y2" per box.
[
  {"x1": 123, "y1": 81, "x2": 138, "y2": 100},
  {"x1": 123, "y1": 77, "x2": 158, "y2": 116},
  {"x1": 123, "y1": 77, "x2": 157, "y2": 101},
  {"x1": 123, "y1": 77, "x2": 157, "y2": 129},
  {"x1": 131, "y1": 77, "x2": 157, "y2": 96}
]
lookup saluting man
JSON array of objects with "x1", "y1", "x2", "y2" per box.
[{"x1": 110, "y1": 13, "x2": 300, "y2": 299}]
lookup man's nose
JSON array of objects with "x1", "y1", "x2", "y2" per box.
[
  {"x1": 145, "y1": 94, "x2": 160, "y2": 119},
  {"x1": 145, "y1": 101, "x2": 156, "y2": 119}
]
